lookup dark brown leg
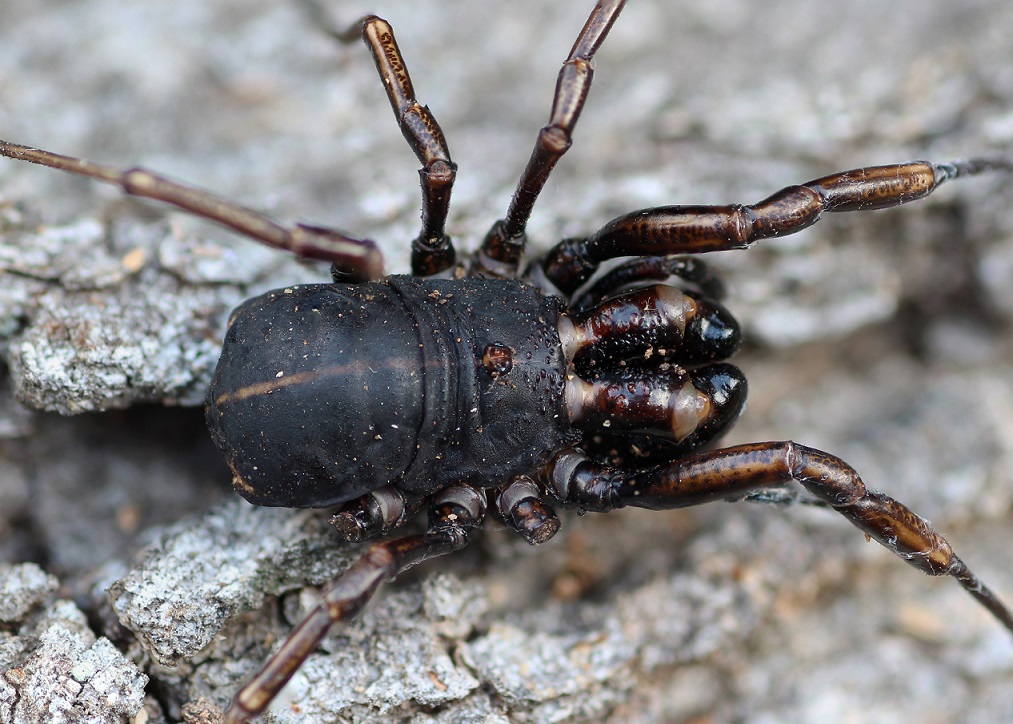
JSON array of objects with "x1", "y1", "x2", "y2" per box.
[
  {"x1": 540, "y1": 157, "x2": 1013, "y2": 295},
  {"x1": 223, "y1": 484, "x2": 486, "y2": 724},
  {"x1": 301, "y1": 2, "x2": 458, "y2": 276},
  {"x1": 345, "y1": 15, "x2": 458, "y2": 276},
  {"x1": 329, "y1": 485, "x2": 427, "y2": 543},
  {"x1": 494, "y1": 476, "x2": 561, "y2": 545},
  {"x1": 475, "y1": 0, "x2": 627, "y2": 277},
  {"x1": 544, "y1": 442, "x2": 1013, "y2": 633},
  {"x1": 559, "y1": 284, "x2": 741, "y2": 369},
  {"x1": 568, "y1": 256, "x2": 726, "y2": 311},
  {"x1": 0, "y1": 140, "x2": 384, "y2": 279}
]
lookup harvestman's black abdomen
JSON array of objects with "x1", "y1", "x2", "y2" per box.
[{"x1": 205, "y1": 275, "x2": 576, "y2": 508}]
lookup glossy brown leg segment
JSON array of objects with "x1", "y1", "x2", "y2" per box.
[
  {"x1": 0, "y1": 140, "x2": 385, "y2": 279},
  {"x1": 545, "y1": 442, "x2": 1013, "y2": 633},
  {"x1": 559, "y1": 284, "x2": 741, "y2": 370},
  {"x1": 329, "y1": 485, "x2": 427, "y2": 543},
  {"x1": 300, "y1": 7, "x2": 459, "y2": 276},
  {"x1": 564, "y1": 363, "x2": 747, "y2": 449},
  {"x1": 494, "y1": 476, "x2": 561, "y2": 545},
  {"x1": 476, "y1": 0, "x2": 627, "y2": 276},
  {"x1": 542, "y1": 157, "x2": 1013, "y2": 295},
  {"x1": 223, "y1": 484, "x2": 486, "y2": 724},
  {"x1": 353, "y1": 16, "x2": 458, "y2": 275},
  {"x1": 570, "y1": 255, "x2": 726, "y2": 311}
]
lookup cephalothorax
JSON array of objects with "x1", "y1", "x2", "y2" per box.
[{"x1": 2, "y1": 1, "x2": 1012, "y2": 721}]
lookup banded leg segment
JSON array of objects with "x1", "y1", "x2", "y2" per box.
[
  {"x1": 476, "y1": 0, "x2": 627, "y2": 276},
  {"x1": 559, "y1": 284, "x2": 746, "y2": 451},
  {"x1": 545, "y1": 442, "x2": 1013, "y2": 632},
  {"x1": 0, "y1": 140, "x2": 384, "y2": 279},
  {"x1": 541, "y1": 157, "x2": 1013, "y2": 295},
  {"x1": 223, "y1": 484, "x2": 487, "y2": 724},
  {"x1": 565, "y1": 363, "x2": 746, "y2": 450}
]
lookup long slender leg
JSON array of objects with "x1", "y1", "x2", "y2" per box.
[
  {"x1": 223, "y1": 483, "x2": 486, "y2": 724},
  {"x1": 0, "y1": 140, "x2": 384, "y2": 279},
  {"x1": 305, "y1": 4, "x2": 458, "y2": 276},
  {"x1": 539, "y1": 157, "x2": 1013, "y2": 295},
  {"x1": 475, "y1": 0, "x2": 627, "y2": 277},
  {"x1": 544, "y1": 442, "x2": 1013, "y2": 633}
]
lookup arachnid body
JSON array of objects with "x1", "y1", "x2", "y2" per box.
[{"x1": 3, "y1": 1, "x2": 1013, "y2": 722}]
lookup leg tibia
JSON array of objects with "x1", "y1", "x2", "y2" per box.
[
  {"x1": 0, "y1": 140, "x2": 385, "y2": 278},
  {"x1": 541, "y1": 157, "x2": 1013, "y2": 295}
]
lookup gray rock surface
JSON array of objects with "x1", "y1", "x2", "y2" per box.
[
  {"x1": 0, "y1": 564, "x2": 147, "y2": 724},
  {"x1": 1, "y1": 1, "x2": 1012, "y2": 722}
]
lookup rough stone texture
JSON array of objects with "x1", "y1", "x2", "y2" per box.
[
  {"x1": 107, "y1": 501, "x2": 357, "y2": 668},
  {"x1": 0, "y1": 565, "x2": 148, "y2": 724},
  {"x1": 0, "y1": 193, "x2": 309, "y2": 414},
  {"x1": 1, "y1": 1, "x2": 1012, "y2": 723},
  {"x1": 0, "y1": 563, "x2": 57, "y2": 624}
]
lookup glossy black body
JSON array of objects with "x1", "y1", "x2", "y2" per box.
[{"x1": 206, "y1": 275, "x2": 576, "y2": 507}]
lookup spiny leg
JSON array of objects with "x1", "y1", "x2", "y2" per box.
[
  {"x1": 540, "y1": 157, "x2": 1013, "y2": 295},
  {"x1": 304, "y1": 3, "x2": 458, "y2": 276},
  {"x1": 0, "y1": 140, "x2": 384, "y2": 280},
  {"x1": 544, "y1": 442, "x2": 1013, "y2": 633},
  {"x1": 224, "y1": 483, "x2": 487, "y2": 724},
  {"x1": 475, "y1": 0, "x2": 627, "y2": 277}
]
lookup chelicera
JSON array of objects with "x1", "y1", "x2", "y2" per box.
[{"x1": 2, "y1": 1, "x2": 1012, "y2": 720}]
